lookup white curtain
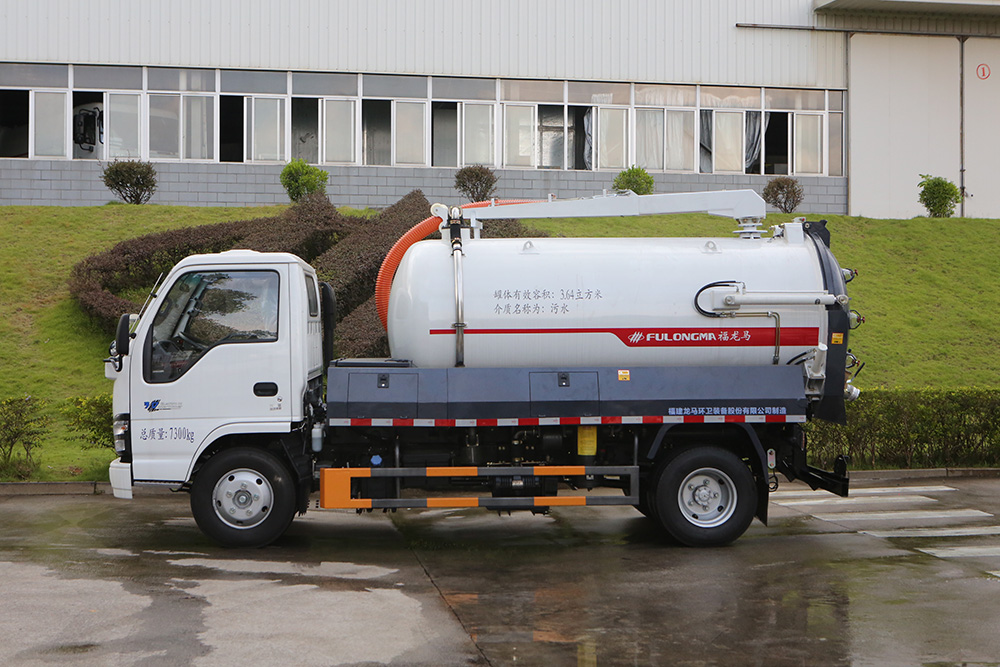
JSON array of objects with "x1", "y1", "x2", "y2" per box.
[{"x1": 636, "y1": 109, "x2": 664, "y2": 170}]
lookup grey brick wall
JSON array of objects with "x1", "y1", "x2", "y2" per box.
[{"x1": 0, "y1": 159, "x2": 847, "y2": 215}]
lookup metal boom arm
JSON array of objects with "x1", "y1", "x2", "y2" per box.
[{"x1": 462, "y1": 189, "x2": 766, "y2": 223}]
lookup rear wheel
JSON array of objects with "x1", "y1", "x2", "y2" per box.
[
  {"x1": 190, "y1": 447, "x2": 297, "y2": 548},
  {"x1": 652, "y1": 446, "x2": 756, "y2": 547}
]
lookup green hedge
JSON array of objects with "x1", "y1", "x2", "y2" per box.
[{"x1": 808, "y1": 388, "x2": 1000, "y2": 469}]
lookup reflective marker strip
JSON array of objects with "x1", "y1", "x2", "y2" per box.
[
  {"x1": 773, "y1": 494, "x2": 937, "y2": 507},
  {"x1": 329, "y1": 414, "x2": 805, "y2": 427},
  {"x1": 813, "y1": 509, "x2": 992, "y2": 522},
  {"x1": 771, "y1": 485, "x2": 956, "y2": 499},
  {"x1": 862, "y1": 525, "x2": 1000, "y2": 539},
  {"x1": 919, "y1": 546, "x2": 1000, "y2": 558}
]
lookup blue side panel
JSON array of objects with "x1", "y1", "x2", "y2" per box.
[{"x1": 327, "y1": 361, "x2": 808, "y2": 421}]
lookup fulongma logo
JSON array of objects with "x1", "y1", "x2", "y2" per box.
[
  {"x1": 622, "y1": 330, "x2": 724, "y2": 345},
  {"x1": 144, "y1": 400, "x2": 160, "y2": 412}
]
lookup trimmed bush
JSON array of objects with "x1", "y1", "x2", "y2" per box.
[
  {"x1": 612, "y1": 165, "x2": 654, "y2": 196},
  {"x1": 71, "y1": 198, "x2": 353, "y2": 333},
  {"x1": 102, "y1": 159, "x2": 158, "y2": 204},
  {"x1": 64, "y1": 395, "x2": 114, "y2": 450},
  {"x1": 918, "y1": 174, "x2": 962, "y2": 218},
  {"x1": 314, "y1": 190, "x2": 432, "y2": 321},
  {"x1": 0, "y1": 395, "x2": 48, "y2": 480},
  {"x1": 808, "y1": 388, "x2": 1000, "y2": 470},
  {"x1": 280, "y1": 159, "x2": 329, "y2": 203},
  {"x1": 762, "y1": 176, "x2": 804, "y2": 214},
  {"x1": 454, "y1": 165, "x2": 499, "y2": 203}
]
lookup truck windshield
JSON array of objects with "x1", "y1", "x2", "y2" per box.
[{"x1": 146, "y1": 270, "x2": 279, "y2": 383}]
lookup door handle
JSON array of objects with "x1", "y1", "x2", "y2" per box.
[{"x1": 254, "y1": 382, "x2": 278, "y2": 397}]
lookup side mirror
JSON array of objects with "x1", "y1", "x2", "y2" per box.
[{"x1": 115, "y1": 313, "x2": 133, "y2": 357}]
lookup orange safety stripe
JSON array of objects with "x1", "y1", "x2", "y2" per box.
[
  {"x1": 536, "y1": 496, "x2": 587, "y2": 507},
  {"x1": 426, "y1": 466, "x2": 479, "y2": 477},
  {"x1": 427, "y1": 497, "x2": 481, "y2": 508},
  {"x1": 533, "y1": 465, "x2": 587, "y2": 476},
  {"x1": 319, "y1": 468, "x2": 372, "y2": 509}
]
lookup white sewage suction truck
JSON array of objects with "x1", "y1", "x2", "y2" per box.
[{"x1": 105, "y1": 189, "x2": 862, "y2": 548}]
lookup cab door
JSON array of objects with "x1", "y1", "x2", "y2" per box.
[{"x1": 130, "y1": 265, "x2": 291, "y2": 482}]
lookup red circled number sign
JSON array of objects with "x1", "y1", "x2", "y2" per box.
[{"x1": 978, "y1": 63, "x2": 991, "y2": 80}]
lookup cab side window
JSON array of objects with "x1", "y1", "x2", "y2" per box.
[{"x1": 145, "y1": 270, "x2": 279, "y2": 383}]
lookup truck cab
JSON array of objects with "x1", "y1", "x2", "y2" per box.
[{"x1": 107, "y1": 250, "x2": 323, "y2": 516}]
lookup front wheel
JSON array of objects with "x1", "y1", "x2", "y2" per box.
[
  {"x1": 190, "y1": 447, "x2": 297, "y2": 548},
  {"x1": 652, "y1": 446, "x2": 756, "y2": 547}
]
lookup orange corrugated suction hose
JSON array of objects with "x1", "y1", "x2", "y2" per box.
[{"x1": 374, "y1": 199, "x2": 543, "y2": 330}]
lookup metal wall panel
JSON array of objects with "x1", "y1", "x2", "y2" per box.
[
  {"x1": 962, "y1": 38, "x2": 1000, "y2": 218},
  {"x1": 0, "y1": 0, "x2": 846, "y2": 88},
  {"x1": 848, "y1": 34, "x2": 961, "y2": 218}
]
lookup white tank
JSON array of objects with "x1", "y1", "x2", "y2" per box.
[{"x1": 387, "y1": 223, "x2": 842, "y2": 369}]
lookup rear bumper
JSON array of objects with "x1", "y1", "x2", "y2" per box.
[{"x1": 109, "y1": 458, "x2": 133, "y2": 499}]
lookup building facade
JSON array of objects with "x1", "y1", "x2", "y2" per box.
[{"x1": 1, "y1": 0, "x2": 998, "y2": 217}]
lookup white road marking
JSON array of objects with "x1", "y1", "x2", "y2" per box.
[
  {"x1": 918, "y1": 546, "x2": 1000, "y2": 558},
  {"x1": 813, "y1": 509, "x2": 991, "y2": 522},
  {"x1": 773, "y1": 494, "x2": 937, "y2": 507},
  {"x1": 861, "y1": 526, "x2": 1000, "y2": 539},
  {"x1": 770, "y1": 485, "x2": 955, "y2": 499}
]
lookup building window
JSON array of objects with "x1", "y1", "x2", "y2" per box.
[
  {"x1": 33, "y1": 91, "x2": 66, "y2": 158},
  {"x1": 184, "y1": 96, "x2": 215, "y2": 160},
  {"x1": 324, "y1": 99, "x2": 356, "y2": 163},
  {"x1": 107, "y1": 93, "x2": 140, "y2": 159},
  {"x1": 72, "y1": 91, "x2": 103, "y2": 159},
  {"x1": 432, "y1": 102, "x2": 458, "y2": 167},
  {"x1": 0, "y1": 90, "x2": 29, "y2": 158},
  {"x1": 292, "y1": 98, "x2": 319, "y2": 163},
  {"x1": 794, "y1": 114, "x2": 823, "y2": 175},
  {"x1": 149, "y1": 94, "x2": 181, "y2": 159},
  {"x1": 395, "y1": 101, "x2": 425, "y2": 165},
  {"x1": 538, "y1": 105, "x2": 564, "y2": 169},
  {"x1": 597, "y1": 107, "x2": 627, "y2": 170},
  {"x1": 829, "y1": 111, "x2": 843, "y2": 177},
  {"x1": 463, "y1": 103, "x2": 494, "y2": 165},
  {"x1": 362, "y1": 99, "x2": 391, "y2": 166},
  {"x1": 504, "y1": 104, "x2": 534, "y2": 167},
  {"x1": 713, "y1": 110, "x2": 743, "y2": 173},
  {"x1": 636, "y1": 108, "x2": 664, "y2": 171},
  {"x1": 250, "y1": 97, "x2": 285, "y2": 162}
]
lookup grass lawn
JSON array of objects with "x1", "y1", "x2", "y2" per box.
[{"x1": 2, "y1": 202, "x2": 998, "y2": 480}]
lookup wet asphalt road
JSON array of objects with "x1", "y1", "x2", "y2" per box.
[{"x1": 4, "y1": 478, "x2": 1000, "y2": 666}]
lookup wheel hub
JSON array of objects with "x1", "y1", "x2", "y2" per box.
[
  {"x1": 212, "y1": 468, "x2": 273, "y2": 529},
  {"x1": 677, "y1": 467, "x2": 737, "y2": 528}
]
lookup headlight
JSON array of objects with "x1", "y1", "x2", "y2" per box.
[{"x1": 113, "y1": 413, "x2": 131, "y2": 460}]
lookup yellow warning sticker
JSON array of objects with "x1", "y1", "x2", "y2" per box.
[
  {"x1": 831, "y1": 333, "x2": 844, "y2": 345},
  {"x1": 618, "y1": 369, "x2": 631, "y2": 381}
]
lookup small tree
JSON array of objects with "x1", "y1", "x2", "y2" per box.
[
  {"x1": 0, "y1": 395, "x2": 48, "y2": 479},
  {"x1": 918, "y1": 174, "x2": 962, "y2": 218},
  {"x1": 280, "y1": 159, "x2": 329, "y2": 203},
  {"x1": 454, "y1": 165, "x2": 499, "y2": 203},
  {"x1": 612, "y1": 165, "x2": 654, "y2": 195},
  {"x1": 101, "y1": 159, "x2": 158, "y2": 204},
  {"x1": 762, "y1": 176, "x2": 804, "y2": 214}
]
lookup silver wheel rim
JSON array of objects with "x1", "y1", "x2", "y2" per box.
[
  {"x1": 676, "y1": 467, "x2": 737, "y2": 528},
  {"x1": 211, "y1": 468, "x2": 273, "y2": 529}
]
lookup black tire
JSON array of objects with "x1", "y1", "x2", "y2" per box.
[
  {"x1": 634, "y1": 472, "x2": 659, "y2": 522},
  {"x1": 651, "y1": 446, "x2": 756, "y2": 547},
  {"x1": 190, "y1": 447, "x2": 297, "y2": 548}
]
